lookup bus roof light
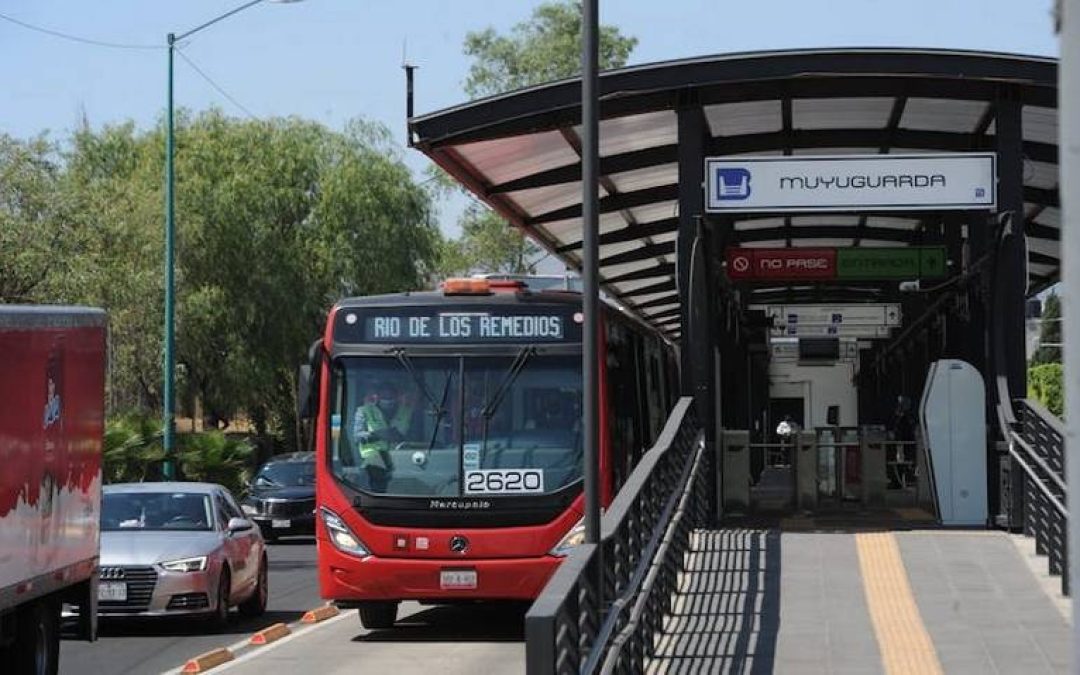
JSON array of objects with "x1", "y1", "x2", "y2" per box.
[{"x1": 442, "y1": 278, "x2": 492, "y2": 295}]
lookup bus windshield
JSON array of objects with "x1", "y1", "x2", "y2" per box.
[{"x1": 329, "y1": 353, "x2": 583, "y2": 498}]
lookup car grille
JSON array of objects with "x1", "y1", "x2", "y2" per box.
[
  {"x1": 264, "y1": 498, "x2": 315, "y2": 517},
  {"x1": 167, "y1": 593, "x2": 209, "y2": 611},
  {"x1": 99, "y1": 566, "x2": 158, "y2": 612}
]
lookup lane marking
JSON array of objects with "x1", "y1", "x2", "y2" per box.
[{"x1": 856, "y1": 532, "x2": 943, "y2": 675}]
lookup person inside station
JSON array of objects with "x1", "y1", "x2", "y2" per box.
[
  {"x1": 889, "y1": 395, "x2": 917, "y2": 489},
  {"x1": 352, "y1": 379, "x2": 415, "y2": 492}
]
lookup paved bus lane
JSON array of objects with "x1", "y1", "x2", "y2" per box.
[
  {"x1": 221, "y1": 601, "x2": 527, "y2": 675},
  {"x1": 60, "y1": 540, "x2": 321, "y2": 675}
]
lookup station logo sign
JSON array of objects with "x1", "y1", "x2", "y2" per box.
[{"x1": 705, "y1": 153, "x2": 996, "y2": 213}]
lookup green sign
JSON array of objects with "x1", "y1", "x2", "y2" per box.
[{"x1": 836, "y1": 246, "x2": 946, "y2": 280}]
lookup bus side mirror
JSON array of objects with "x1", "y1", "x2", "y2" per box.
[
  {"x1": 297, "y1": 339, "x2": 322, "y2": 421},
  {"x1": 298, "y1": 364, "x2": 315, "y2": 420}
]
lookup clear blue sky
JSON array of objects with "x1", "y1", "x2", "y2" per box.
[{"x1": 1, "y1": 0, "x2": 1059, "y2": 238}]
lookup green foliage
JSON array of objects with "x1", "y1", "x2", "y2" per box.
[
  {"x1": 178, "y1": 431, "x2": 254, "y2": 496},
  {"x1": 1030, "y1": 292, "x2": 1061, "y2": 366},
  {"x1": 3, "y1": 110, "x2": 440, "y2": 444},
  {"x1": 0, "y1": 133, "x2": 74, "y2": 302},
  {"x1": 458, "y1": 204, "x2": 540, "y2": 275},
  {"x1": 102, "y1": 412, "x2": 165, "y2": 484},
  {"x1": 449, "y1": 1, "x2": 637, "y2": 274},
  {"x1": 463, "y1": 0, "x2": 638, "y2": 99},
  {"x1": 1028, "y1": 363, "x2": 1064, "y2": 418}
]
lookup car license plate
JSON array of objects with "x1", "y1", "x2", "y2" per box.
[
  {"x1": 271, "y1": 519, "x2": 291, "y2": 529},
  {"x1": 440, "y1": 569, "x2": 477, "y2": 590},
  {"x1": 98, "y1": 582, "x2": 127, "y2": 602}
]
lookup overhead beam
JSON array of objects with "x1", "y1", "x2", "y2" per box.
[
  {"x1": 527, "y1": 184, "x2": 678, "y2": 226},
  {"x1": 605, "y1": 262, "x2": 676, "y2": 284},
  {"x1": 556, "y1": 218, "x2": 677, "y2": 253},
  {"x1": 599, "y1": 241, "x2": 675, "y2": 267},
  {"x1": 613, "y1": 279, "x2": 677, "y2": 299}
]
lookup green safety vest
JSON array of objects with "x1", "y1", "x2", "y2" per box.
[{"x1": 357, "y1": 403, "x2": 412, "y2": 467}]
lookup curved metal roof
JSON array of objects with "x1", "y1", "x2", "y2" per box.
[{"x1": 410, "y1": 48, "x2": 1059, "y2": 337}]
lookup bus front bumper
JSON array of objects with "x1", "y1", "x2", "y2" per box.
[{"x1": 321, "y1": 551, "x2": 563, "y2": 602}]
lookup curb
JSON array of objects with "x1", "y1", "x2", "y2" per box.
[
  {"x1": 301, "y1": 603, "x2": 340, "y2": 623},
  {"x1": 249, "y1": 622, "x2": 291, "y2": 646},
  {"x1": 181, "y1": 648, "x2": 235, "y2": 674}
]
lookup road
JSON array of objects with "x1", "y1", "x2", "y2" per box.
[
  {"x1": 221, "y1": 600, "x2": 527, "y2": 675},
  {"x1": 60, "y1": 538, "x2": 321, "y2": 675}
]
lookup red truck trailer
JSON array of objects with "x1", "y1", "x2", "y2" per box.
[{"x1": 0, "y1": 306, "x2": 106, "y2": 675}]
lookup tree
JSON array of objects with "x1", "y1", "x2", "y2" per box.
[
  {"x1": 458, "y1": 204, "x2": 540, "y2": 274},
  {"x1": 1031, "y1": 292, "x2": 1061, "y2": 365},
  {"x1": 1029, "y1": 363, "x2": 1063, "y2": 418},
  {"x1": 463, "y1": 0, "x2": 638, "y2": 99},
  {"x1": 0, "y1": 133, "x2": 72, "y2": 302},
  {"x1": 449, "y1": 1, "x2": 638, "y2": 273},
  {"x1": 6, "y1": 110, "x2": 440, "y2": 450}
]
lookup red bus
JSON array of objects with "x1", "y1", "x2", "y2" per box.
[{"x1": 302, "y1": 278, "x2": 676, "y2": 628}]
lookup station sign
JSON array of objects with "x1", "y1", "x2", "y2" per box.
[
  {"x1": 770, "y1": 323, "x2": 893, "y2": 338},
  {"x1": 705, "y1": 153, "x2": 996, "y2": 213},
  {"x1": 758, "y1": 304, "x2": 902, "y2": 328},
  {"x1": 726, "y1": 246, "x2": 946, "y2": 282}
]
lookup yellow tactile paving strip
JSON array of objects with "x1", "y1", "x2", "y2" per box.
[{"x1": 856, "y1": 532, "x2": 944, "y2": 675}]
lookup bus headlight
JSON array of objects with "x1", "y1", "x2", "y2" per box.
[
  {"x1": 320, "y1": 507, "x2": 370, "y2": 557},
  {"x1": 550, "y1": 518, "x2": 586, "y2": 557}
]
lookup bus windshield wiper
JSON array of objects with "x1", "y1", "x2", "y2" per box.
[
  {"x1": 479, "y1": 346, "x2": 535, "y2": 450},
  {"x1": 391, "y1": 349, "x2": 452, "y2": 454}
]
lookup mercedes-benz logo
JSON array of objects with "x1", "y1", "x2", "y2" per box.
[{"x1": 449, "y1": 535, "x2": 469, "y2": 554}]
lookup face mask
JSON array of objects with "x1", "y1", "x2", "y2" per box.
[{"x1": 377, "y1": 398, "x2": 396, "y2": 415}]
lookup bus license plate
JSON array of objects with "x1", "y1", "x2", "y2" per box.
[
  {"x1": 98, "y1": 582, "x2": 127, "y2": 602},
  {"x1": 271, "y1": 519, "x2": 291, "y2": 529},
  {"x1": 440, "y1": 569, "x2": 477, "y2": 590}
]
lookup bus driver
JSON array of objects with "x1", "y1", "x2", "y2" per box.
[{"x1": 352, "y1": 380, "x2": 413, "y2": 492}]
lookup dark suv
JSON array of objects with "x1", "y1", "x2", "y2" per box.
[{"x1": 241, "y1": 452, "x2": 316, "y2": 542}]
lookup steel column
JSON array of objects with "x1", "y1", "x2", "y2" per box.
[
  {"x1": 995, "y1": 98, "x2": 1029, "y2": 400},
  {"x1": 581, "y1": 0, "x2": 601, "y2": 564},
  {"x1": 1058, "y1": 0, "x2": 1080, "y2": 662}
]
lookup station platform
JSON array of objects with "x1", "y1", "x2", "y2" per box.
[{"x1": 646, "y1": 528, "x2": 1071, "y2": 674}]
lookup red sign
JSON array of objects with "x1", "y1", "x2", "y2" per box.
[{"x1": 726, "y1": 248, "x2": 837, "y2": 280}]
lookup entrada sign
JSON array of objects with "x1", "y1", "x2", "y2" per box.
[
  {"x1": 726, "y1": 247, "x2": 947, "y2": 281},
  {"x1": 705, "y1": 153, "x2": 996, "y2": 212}
]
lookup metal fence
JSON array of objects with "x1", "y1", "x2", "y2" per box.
[
  {"x1": 525, "y1": 397, "x2": 707, "y2": 674},
  {"x1": 1005, "y1": 399, "x2": 1068, "y2": 595}
]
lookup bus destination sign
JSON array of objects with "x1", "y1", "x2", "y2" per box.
[{"x1": 334, "y1": 306, "x2": 582, "y2": 344}]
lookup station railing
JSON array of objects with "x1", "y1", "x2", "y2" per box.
[
  {"x1": 1003, "y1": 399, "x2": 1068, "y2": 595},
  {"x1": 524, "y1": 396, "x2": 707, "y2": 674}
]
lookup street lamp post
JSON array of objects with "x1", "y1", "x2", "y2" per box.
[{"x1": 162, "y1": 0, "x2": 301, "y2": 479}]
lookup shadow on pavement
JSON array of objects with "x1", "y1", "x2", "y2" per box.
[
  {"x1": 267, "y1": 537, "x2": 316, "y2": 546},
  {"x1": 353, "y1": 603, "x2": 529, "y2": 643}
]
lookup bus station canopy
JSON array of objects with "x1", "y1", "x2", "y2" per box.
[{"x1": 409, "y1": 48, "x2": 1058, "y2": 337}]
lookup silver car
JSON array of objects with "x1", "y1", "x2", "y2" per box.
[{"x1": 98, "y1": 482, "x2": 267, "y2": 626}]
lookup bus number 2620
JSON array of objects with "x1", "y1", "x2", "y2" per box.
[{"x1": 464, "y1": 469, "x2": 544, "y2": 495}]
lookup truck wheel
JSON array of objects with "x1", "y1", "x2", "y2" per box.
[
  {"x1": 15, "y1": 598, "x2": 59, "y2": 675},
  {"x1": 239, "y1": 556, "x2": 268, "y2": 618},
  {"x1": 357, "y1": 601, "x2": 397, "y2": 630}
]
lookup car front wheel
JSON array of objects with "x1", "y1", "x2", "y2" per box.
[
  {"x1": 239, "y1": 556, "x2": 268, "y2": 618},
  {"x1": 210, "y1": 568, "x2": 231, "y2": 629}
]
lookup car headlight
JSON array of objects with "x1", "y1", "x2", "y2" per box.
[
  {"x1": 550, "y1": 518, "x2": 586, "y2": 557},
  {"x1": 320, "y1": 507, "x2": 370, "y2": 557},
  {"x1": 241, "y1": 503, "x2": 258, "y2": 516},
  {"x1": 160, "y1": 556, "x2": 208, "y2": 573}
]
